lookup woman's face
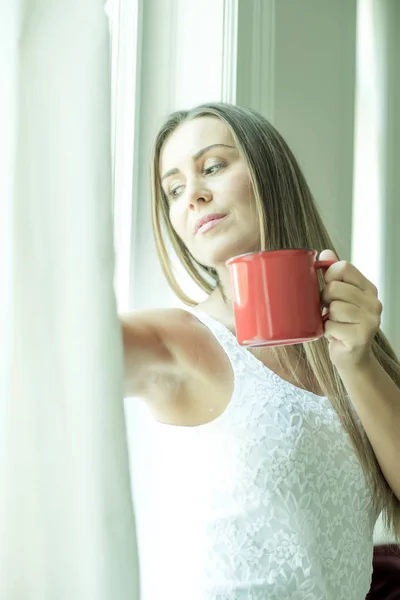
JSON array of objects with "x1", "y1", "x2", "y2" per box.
[{"x1": 159, "y1": 116, "x2": 261, "y2": 271}]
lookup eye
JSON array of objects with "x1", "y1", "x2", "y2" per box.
[
  {"x1": 168, "y1": 184, "x2": 184, "y2": 200},
  {"x1": 166, "y1": 161, "x2": 226, "y2": 201},
  {"x1": 203, "y1": 162, "x2": 225, "y2": 176}
]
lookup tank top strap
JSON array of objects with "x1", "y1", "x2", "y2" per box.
[
  {"x1": 151, "y1": 308, "x2": 247, "y2": 431},
  {"x1": 189, "y1": 310, "x2": 234, "y2": 342},
  {"x1": 186, "y1": 309, "x2": 251, "y2": 386}
]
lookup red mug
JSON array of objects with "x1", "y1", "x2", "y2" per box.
[{"x1": 225, "y1": 249, "x2": 336, "y2": 347}]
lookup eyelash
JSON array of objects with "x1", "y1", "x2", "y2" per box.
[{"x1": 167, "y1": 162, "x2": 225, "y2": 200}]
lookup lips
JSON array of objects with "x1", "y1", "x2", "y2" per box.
[{"x1": 194, "y1": 213, "x2": 227, "y2": 234}]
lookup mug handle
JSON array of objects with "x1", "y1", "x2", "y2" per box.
[{"x1": 314, "y1": 260, "x2": 337, "y2": 323}]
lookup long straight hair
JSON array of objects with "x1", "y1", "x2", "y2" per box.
[{"x1": 151, "y1": 102, "x2": 400, "y2": 542}]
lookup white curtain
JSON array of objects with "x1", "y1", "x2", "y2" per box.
[{"x1": 0, "y1": 1, "x2": 139, "y2": 598}]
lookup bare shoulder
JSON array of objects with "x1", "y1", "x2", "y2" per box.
[
  {"x1": 122, "y1": 306, "x2": 211, "y2": 364},
  {"x1": 143, "y1": 307, "x2": 231, "y2": 384}
]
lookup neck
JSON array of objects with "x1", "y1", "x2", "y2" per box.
[
  {"x1": 216, "y1": 280, "x2": 232, "y2": 308},
  {"x1": 214, "y1": 268, "x2": 232, "y2": 304}
]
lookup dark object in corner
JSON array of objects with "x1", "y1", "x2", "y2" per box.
[{"x1": 366, "y1": 545, "x2": 400, "y2": 599}]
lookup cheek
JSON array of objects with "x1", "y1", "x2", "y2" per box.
[{"x1": 225, "y1": 170, "x2": 253, "y2": 200}]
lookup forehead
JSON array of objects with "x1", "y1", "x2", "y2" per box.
[{"x1": 160, "y1": 116, "x2": 235, "y2": 173}]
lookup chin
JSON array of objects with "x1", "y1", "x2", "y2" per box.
[
  {"x1": 190, "y1": 234, "x2": 260, "y2": 270},
  {"x1": 196, "y1": 248, "x2": 249, "y2": 270}
]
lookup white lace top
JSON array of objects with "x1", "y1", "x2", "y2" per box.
[{"x1": 152, "y1": 310, "x2": 379, "y2": 599}]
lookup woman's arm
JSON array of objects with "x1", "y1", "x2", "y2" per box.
[
  {"x1": 319, "y1": 249, "x2": 400, "y2": 501},
  {"x1": 339, "y1": 356, "x2": 400, "y2": 502},
  {"x1": 120, "y1": 308, "x2": 189, "y2": 399}
]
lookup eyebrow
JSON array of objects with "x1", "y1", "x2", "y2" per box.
[{"x1": 161, "y1": 143, "x2": 236, "y2": 182}]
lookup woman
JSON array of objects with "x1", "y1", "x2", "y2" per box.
[{"x1": 121, "y1": 103, "x2": 400, "y2": 599}]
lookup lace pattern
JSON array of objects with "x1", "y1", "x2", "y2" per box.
[{"x1": 153, "y1": 310, "x2": 378, "y2": 599}]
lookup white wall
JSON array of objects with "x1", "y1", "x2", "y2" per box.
[
  {"x1": 274, "y1": 1, "x2": 357, "y2": 260},
  {"x1": 236, "y1": 0, "x2": 357, "y2": 260},
  {"x1": 380, "y1": 0, "x2": 400, "y2": 354}
]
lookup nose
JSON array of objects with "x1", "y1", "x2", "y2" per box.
[{"x1": 185, "y1": 178, "x2": 212, "y2": 208}]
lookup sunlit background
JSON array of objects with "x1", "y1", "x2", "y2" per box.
[{"x1": 0, "y1": 1, "x2": 399, "y2": 598}]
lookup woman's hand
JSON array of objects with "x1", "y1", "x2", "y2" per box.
[{"x1": 319, "y1": 249, "x2": 383, "y2": 373}]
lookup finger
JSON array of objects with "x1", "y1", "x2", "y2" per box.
[
  {"x1": 319, "y1": 249, "x2": 338, "y2": 263},
  {"x1": 327, "y1": 300, "x2": 361, "y2": 324},
  {"x1": 324, "y1": 319, "x2": 377, "y2": 347},
  {"x1": 324, "y1": 320, "x2": 358, "y2": 341},
  {"x1": 321, "y1": 281, "x2": 377, "y2": 310},
  {"x1": 324, "y1": 261, "x2": 377, "y2": 295}
]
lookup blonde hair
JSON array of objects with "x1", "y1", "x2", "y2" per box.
[{"x1": 151, "y1": 102, "x2": 400, "y2": 542}]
